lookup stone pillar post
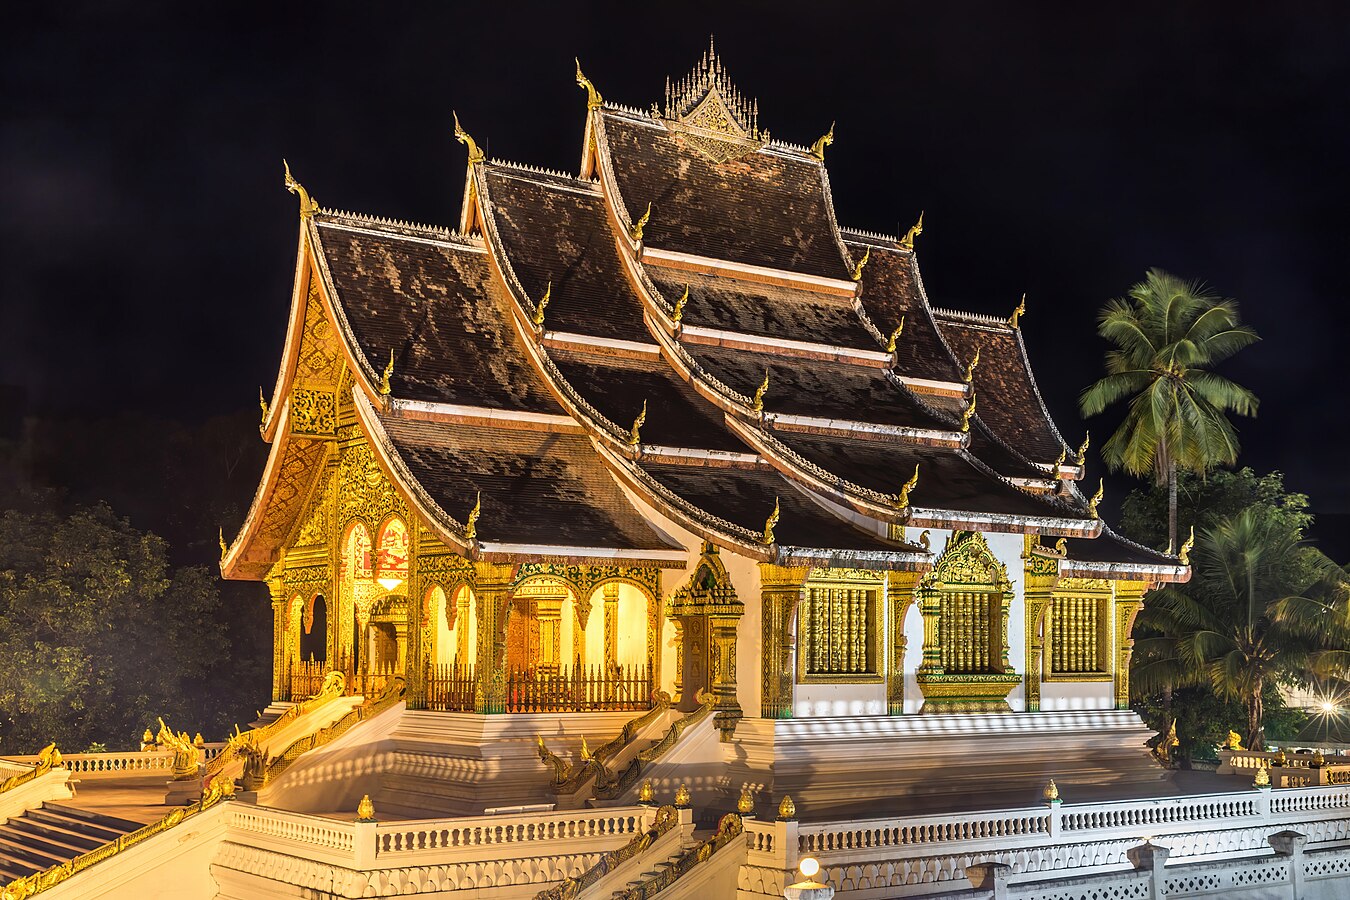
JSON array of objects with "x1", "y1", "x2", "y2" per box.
[
  {"x1": 267, "y1": 576, "x2": 287, "y2": 702},
  {"x1": 760, "y1": 564, "x2": 810, "y2": 720},
  {"x1": 1023, "y1": 537, "x2": 1060, "y2": 713},
  {"x1": 603, "y1": 583, "x2": 619, "y2": 669},
  {"x1": 965, "y1": 862, "x2": 1011, "y2": 900},
  {"x1": 1114, "y1": 580, "x2": 1149, "y2": 710},
  {"x1": 404, "y1": 578, "x2": 427, "y2": 712},
  {"x1": 1126, "y1": 841, "x2": 1170, "y2": 899},
  {"x1": 1269, "y1": 830, "x2": 1307, "y2": 897},
  {"x1": 473, "y1": 562, "x2": 514, "y2": 714}
]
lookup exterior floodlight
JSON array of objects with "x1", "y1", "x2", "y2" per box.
[
  {"x1": 1321, "y1": 701, "x2": 1337, "y2": 714},
  {"x1": 799, "y1": 858, "x2": 820, "y2": 878}
]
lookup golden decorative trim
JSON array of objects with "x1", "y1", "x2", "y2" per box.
[
  {"x1": 899, "y1": 211, "x2": 923, "y2": 250},
  {"x1": 0, "y1": 744, "x2": 61, "y2": 797},
  {"x1": 672, "y1": 284, "x2": 690, "y2": 325},
  {"x1": 575, "y1": 58, "x2": 605, "y2": 110},
  {"x1": 810, "y1": 121, "x2": 834, "y2": 161},
  {"x1": 885, "y1": 316, "x2": 905, "y2": 353},
  {"x1": 761, "y1": 497, "x2": 779, "y2": 546},
  {"x1": 630, "y1": 201, "x2": 652, "y2": 242},
  {"x1": 628, "y1": 400, "x2": 647, "y2": 447},
  {"x1": 1009, "y1": 293, "x2": 1026, "y2": 328},
  {"x1": 849, "y1": 246, "x2": 870, "y2": 282},
  {"x1": 1088, "y1": 479, "x2": 1104, "y2": 518},
  {"x1": 452, "y1": 111, "x2": 484, "y2": 165},
  {"x1": 963, "y1": 346, "x2": 981, "y2": 385},
  {"x1": 1075, "y1": 432, "x2": 1090, "y2": 467},
  {"x1": 463, "y1": 492, "x2": 481, "y2": 543},
  {"x1": 895, "y1": 464, "x2": 920, "y2": 510},
  {"x1": 960, "y1": 392, "x2": 977, "y2": 433}
]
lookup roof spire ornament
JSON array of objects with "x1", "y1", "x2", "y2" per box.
[
  {"x1": 1009, "y1": 293, "x2": 1027, "y2": 328},
  {"x1": 575, "y1": 58, "x2": 604, "y2": 110},
  {"x1": 452, "y1": 111, "x2": 484, "y2": 166},
  {"x1": 464, "y1": 492, "x2": 481, "y2": 542},
  {"x1": 895, "y1": 464, "x2": 920, "y2": 509},
  {"x1": 1178, "y1": 526, "x2": 1195, "y2": 565},
  {"x1": 1088, "y1": 479, "x2": 1104, "y2": 518},
  {"x1": 761, "y1": 497, "x2": 780, "y2": 546},
  {"x1": 886, "y1": 316, "x2": 906, "y2": 353},
  {"x1": 1075, "y1": 432, "x2": 1090, "y2": 467},
  {"x1": 960, "y1": 391, "x2": 977, "y2": 433},
  {"x1": 963, "y1": 346, "x2": 981, "y2": 385},
  {"x1": 628, "y1": 400, "x2": 647, "y2": 447},
  {"x1": 1054, "y1": 446, "x2": 1067, "y2": 470},
  {"x1": 849, "y1": 246, "x2": 870, "y2": 282},
  {"x1": 282, "y1": 160, "x2": 319, "y2": 218},
  {"x1": 259, "y1": 387, "x2": 269, "y2": 425},
  {"x1": 810, "y1": 121, "x2": 835, "y2": 161},
  {"x1": 219, "y1": 528, "x2": 228, "y2": 561},
  {"x1": 378, "y1": 350, "x2": 394, "y2": 396},
  {"x1": 672, "y1": 284, "x2": 690, "y2": 325},
  {"x1": 533, "y1": 281, "x2": 552, "y2": 328},
  {"x1": 752, "y1": 370, "x2": 770, "y2": 414},
  {"x1": 630, "y1": 202, "x2": 652, "y2": 242},
  {"x1": 899, "y1": 211, "x2": 924, "y2": 250}
]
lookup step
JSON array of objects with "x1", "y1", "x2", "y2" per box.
[
  {"x1": 3, "y1": 816, "x2": 107, "y2": 853},
  {"x1": 43, "y1": 803, "x2": 143, "y2": 832},
  {"x1": 0, "y1": 823, "x2": 96, "y2": 861},
  {"x1": 27, "y1": 808, "x2": 136, "y2": 843},
  {"x1": 0, "y1": 833, "x2": 72, "y2": 869},
  {"x1": 0, "y1": 854, "x2": 40, "y2": 882}
]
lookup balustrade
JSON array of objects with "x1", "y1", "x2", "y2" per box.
[
  {"x1": 286, "y1": 655, "x2": 398, "y2": 701},
  {"x1": 423, "y1": 661, "x2": 653, "y2": 713}
]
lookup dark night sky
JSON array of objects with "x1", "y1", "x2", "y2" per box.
[{"x1": 4, "y1": 5, "x2": 1349, "y2": 529}]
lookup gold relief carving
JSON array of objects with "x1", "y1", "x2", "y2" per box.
[
  {"x1": 516, "y1": 563, "x2": 661, "y2": 604},
  {"x1": 760, "y1": 564, "x2": 810, "y2": 719},
  {"x1": 297, "y1": 280, "x2": 343, "y2": 386},
  {"x1": 337, "y1": 434, "x2": 406, "y2": 528},
  {"x1": 290, "y1": 389, "x2": 337, "y2": 436},
  {"x1": 250, "y1": 440, "x2": 328, "y2": 573},
  {"x1": 293, "y1": 463, "x2": 333, "y2": 548},
  {"x1": 887, "y1": 571, "x2": 920, "y2": 715},
  {"x1": 797, "y1": 568, "x2": 884, "y2": 685}
]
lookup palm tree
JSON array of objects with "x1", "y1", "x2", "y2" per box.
[
  {"x1": 1134, "y1": 508, "x2": 1349, "y2": 749},
  {"x1": 1080, "y1": 269, "x2": 1259, "y2": 549}
]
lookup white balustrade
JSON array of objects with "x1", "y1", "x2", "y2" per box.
[
  {"x1": 2, "y1": 745, "x2": 226, "y2": 779},
  {"x1": 374, "y1": 806, "x2": 651, "y2": 866}
]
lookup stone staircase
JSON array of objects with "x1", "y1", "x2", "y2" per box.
[
  {"x1": 0, "y1": 802, "x2": 141, "y2": 883},
  {"x1": 610, "y1": 829, "x2": 704, "y2": 897}
]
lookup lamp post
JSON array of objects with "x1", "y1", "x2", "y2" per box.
[{"x1": 784, "y1": 857, "x2": 833, "y2": 900}]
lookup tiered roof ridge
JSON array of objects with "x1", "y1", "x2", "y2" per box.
[
  {"x1": 486, "y1": 159, "x2": 582, "y2": 182},
  {"x1": 932, "y1": 306, "x2": 1013, "y2": 328},
  {"x1": 317, "y1": 208, "x2": 467, "y2": 242},
  {"x1": 841, "y1": 227, "x2": 902, "y2": 246}
]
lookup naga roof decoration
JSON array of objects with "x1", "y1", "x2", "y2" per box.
[{"x1": 228, "y1": 45, "x2": 1187, "y2": 582}]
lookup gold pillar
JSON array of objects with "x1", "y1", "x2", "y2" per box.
[
  {"x1": 473, "y1": 562, "x2": 514, "y2": 714},
  {"x1": 917, "y1": 583, "x2": 943, "y2": 675},
  {"x1": 710, "y1": 612, "x2": 742, "y2": 738},
  {"x1": 887, "y1": 571, "x2": 920, "y2": 715},
  {"x1": 759, "y1": 564, "x2": 809, "y2": 720},
  {"x1": 1114, "y1": 580, "x2": 1148, "y2": 709},
  {"x1": 672, "y1": 618, "x2": 685, "y2": 701},
  {"x1": 1022, "y1": 536, "x2": 1058, "y2": 713},
  {"x1": 267, "y1": 575, "x2": 287, "y2": 701},
  {"x1": 603, "y1": 583, "x2": 619, "y2": 669}
]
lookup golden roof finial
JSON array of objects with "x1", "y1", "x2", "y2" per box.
[
  {"x1": 1042, "y1": 779, "x2": 1060, "y2": 803},
  {"x1": 810, "y1": 121, "x2": 835, "y2": 161},
  {"x1": 282, "y1": 160, "x2": 319, "y2": 218},
  {"x1": 533, "y1": 281, "x2": 551, "y2": 328},
  {"x1": 737, "y1": 784, "x2": 755, "y2": 815},
  {"x1": 259, "y1": 387, "x2": 269, "y2": 425},
  {"x1": 849, "y1": 246, "x2": 870, "y2": 282},
  {"x1": 628, "y1": 400, "x2": 647, "y2": 447},
  {"x1": 1009, "y1": 293, "x2": 1027, "y2": 328},
  {"x1": 1088, "y1": 479, "x2": 1104, "y2": 518},
  {"x1": 452, "y1": 111, "x2": 484, "y2": 166},
  {"x1": 885, "y1": 316, "x2": 905, "y2": 353},
  {"x1": 672, "y1": 284, "x2": 690, "y2": 325},
  {"x1": 895, "y1": 464, "x2": 920, "y2": 509},
  {"x1": 575, "y1": 58, "x2": 604, "y2": 110},
  {"x1": 752, "y1": 370, "x2": 770, "y2": 414},
  {"x1": 218, "y1": 528, "x2": 227, "y2": 561},
  {"x1": 464, "y1": 491, "x2": 481, "y2": 542},
  {"x1": 1075, "y1": 432, "x2": 1090, "y2": 467},
  {"x1": 580, "y1": 735, "x2": 592, "y2": 761},
  {"x1": 899, "y1": 211, "x2": 924, "y2": 250},
  {"x1": 963, "y1": 346, "x2": 981, "y2": 385},
  {"x1": 630, "y1": 201, "x2": 652, "y2": 242},
  {"x1": 960, "y1": 391, "x2": 977, "y2": 433},
  {"x1": 777, "y1": 794, "x2": 797, "y2": 820},
  {"x1": 1178, "y1": 525, "x2": 1195, "y2": 565},
  {"x1": 761, "y1": 497, "x2": 780, "y2": 546},
  {"x1": 356, "y1": 794, "x2": 375, "y2": 822},
  {"x1": 378, "y1": 350, "x2": 394, "y2": 396}
]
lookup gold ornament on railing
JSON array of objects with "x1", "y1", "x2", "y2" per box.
[
  {"x1": 639, "y1": 778, "x2": 655, "y2": 805},
  {"x1": 464, "y1": 492, "x2": 481, "y2": 543},
  {"x1": 963, "y1": 346, "x2": 981, "y2": 385},
  {"x1": 810, "y1": 121, "x2": 834, "y2": 161},
  {"x1": 533, "y1": 281, "x2": 552, "y2": 329},
  {"x1": 885, "y1": 316, "x2": 905, "y2": 353},
  {"x1": 752, "y1": 369, "x2": 770, "y2": 414},
  {"x1": 761, "y1": 497, "x2": 780, "y2": 546},
  {"x1": 193, "y1": 733, "x2": 204, "y2": 749},
  {"x1": 672, "y1": 284, "x2": 690, "y2": 325},
  {"x1": 1075, "y1": 432, "x2": 1090, "y2": 467},
  {"x1": 895, "y1": 464, "x2": 920, "y2": 509},
  {"x1": 1225, "y1": 729, "x2": 1245, "y2": 751},
  {"x1": 1042, "y1": 778, "x2": 1060, "y2": 802},
  {"x1": 141, "y1": 727, "x2": 155, "y2": 750},
  {"x1": 1254, "y1": 762, "x2": 1270, "y2": 787},
  {"x1": 452, "y1": 111, "x2": 484, "y2": 166},
  {"x1": 674, "y1": 783, "x2": 691, "y2": 808},
  {"x1": 737, "y1": 785, "x2": 755, "y2": 816},
  {"x1": 1009, "y1": 293, "x2": 1027, "y2": 328},
  {"x1": 630, "y1": 201, "x2": 652, "y2": 242},
  {"x1": 960, "y1": 391, "x2": 977, "y2": 433},
  {"x1": 777, "y1": 794, "x2": 797, "y2": 821},
  {"x1": 1087, "y1": 479, "x2": 1104, "y2": 518},
  {"x1": 849, "y1": 246, "x2": 870, "y2": 282},
  {"x1": 378, "y1": 350, "x2": 394, "y2": 396},
  {"x1": 1178, "y1": 526, "x2": 1195, "y2": 565},
  {"x1": 283, "y1": 159, "x2": 319, "y2": 218},
  {"x1": 575, "y1": 58, "x2": 604, "y2": 110},
  {"x1": 356, "y1": 793, "x2": 376, "y2": 822},
  {"x1": 628, "y1": 400, "x2": 647, "y2": 447},
  {"x1": 156, "y1": 718, "x2": 201, "y2": 780},
  {"x1": 899, "y1": 211, "x2": 924, "y2": 250}
]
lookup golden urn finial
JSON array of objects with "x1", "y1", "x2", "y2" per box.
[
  {"x1": 1075, "y1": 431, "x2": 1090, "y2": 467},
  {"x1": 896, "y1": 464, "x2": 920, "y2": 509},
  {"x1": 752, "y1": 369, "x2": 770, "y2": 414},
  {"x1": 464, "y1": 492, "x2": 481, "y2": 542},
  {"x1": 1009, "y1": 293, "x2": 1027, "y2": 328},
  {"x1": 1043, "y1": 778, "x2": 1060, "y2": 803},
  {"x1": 885, "y1": 316, "x2": 905, "y2": 353},
  {"x1": 737, "y1": 785, "x2": 755, "y2": 816},
  {"x1": 218, "y1": 528, "x2": 228, "y2": 561},
  {"x1": 849, "y1": 246, "x2": 870, "y2": 282},
  {"x1": 761, "y1": 497, "x2": 780, "y2": 546},
  {"x1": 674, "y1": 783, "x2": 691, "y2": 808},
  {"x1": 672, "y1": 284, "x2": 690, "y2": 325},
  {"x1": 259, "y1": 387, "x2": 269, "y2": 425},
  {"x1": 777, "y1": 794, "x2": 797, "y2": 821},
  {"x1": 575, "y1": 58, "x2": 604, "y2": 110},
  {"x1": 378, "y1": 349, "x2": 394, "y2": 396},
  {"x1": 1088, "y1": 479, "x2": 1104, "y2": 518},
  {"x1": 142, "y1": 727, "x2": 154, "y2": 747},
  {"x1": 899, "y1": 211, "x2": 924, "y2": 250},
  {"x1": 1254, "y1": 762, "x2": 1270, "y2": 788},
  {"x1": 628, "y1": 400, "x2": 647, "y2": 448},
  {"x1": 963, "y1": 346, "x2": 981, "y2": 385},
  {"x1": 356, "y1": 794, "x2": 376, "y2": 821},
  {"x1": 639, "y1": 779, "x2": 655, "y2": 805},
  {"x1": 452, "y1": 111, "x2": 485, "y2": 165},
  {"x1": 630, "y1": 201, "x2": 652, "y2": 242},
  {"x1": 960, "y1": 392, "x2": 977, "y2": 433},
  {"x1": 194, "y1": 732, "x2": 204, "y2": 748},
  {"x1": 810, "y1": 121, "x2": 835, "y2": 161},
  {"x1": 282, "y1": 159, "x2": 319, "y2": 218},
  {"x1": 533, "y1": 281, "x2": 551, "y2": 328},
  {"x1": 1178, "y1": 526, "x2": 1195, "y2": 565}
]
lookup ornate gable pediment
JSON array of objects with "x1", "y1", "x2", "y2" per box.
[
  {"x1": 923, "y1": 531, "x2": 1010, "y2": 591},
  {"x1": 661, "y1": 40, "x2": 766, "y2": 164}
]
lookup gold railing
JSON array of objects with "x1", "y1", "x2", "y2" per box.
[
  {"x1": 424, "y1": 662, "x2": 654, "y2": 714},
  {"x1": 0, "y1": 776, "x2": 235, "y2": 898},
  {"x1": 425, "y1": 660, "x2": 477, "y2": 712},
  {"x1": 612, "y1": 812, "x2": 744, "y2": 900},
  {"x1": 202, "y1": 670, "x2": 347, "y2": 781},
  {"x1": 287, "y1": 656, "x2": 399, "y2": 701},
  {"x1": 534, "y1": 806, "x2": 679, "y2": 900},
  {"x1": 594, "y1": 691, "x2": 715, "y2": 801},
  {"x1": 0, "y1": 744, "x2": 61, "y2": 797},
  {"x1": 540, "y1": 692, "x2": 673, "y2": 796}
]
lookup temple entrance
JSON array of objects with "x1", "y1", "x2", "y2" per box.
[
  {"x1": 506, "y1": 596, "x2": 543, "y2": 673},
  {"x1": 675, "y1": 614, "x2": 710, "y2": 712},
  {"x1": 368, "y1": 621, "x2": 400, "y2": 670},
  {"x1": 299, "y1": 594, "x2": 327, "y2": 662}
]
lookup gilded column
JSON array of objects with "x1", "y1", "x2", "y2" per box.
[
  {"x1": 1114, "y1": 580, "x2": 1148, "y2": 710},
  {"x1": 887, "y1": 571, "x2": 920, "y2": 715},
  {"x1": 473, "y1": 562, "x2": 514, "y2": 714},
  {"x1": 267, "y1": 575, "x2": 288, "y2": 701},
  {"x1": 709, "y1": 611, "x2": 742, "y2": 738},
  {"x1": 917, "y1": 582, "x2": 944, "y2": 675},
  {"x1": 759, "y1": 564, "x2": 810, "y2": 720},
  {"x1": 603, "y1": 583, "x2": 619, "y2": 669}
]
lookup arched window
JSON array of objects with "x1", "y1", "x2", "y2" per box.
[
  {"x1": 300, "y1": 594, "x2": 328, "y2": 662},
  {"x1": 375, "y1": 517, "x2": 409, "y2": 591}
]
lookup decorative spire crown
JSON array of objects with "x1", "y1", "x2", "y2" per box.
[{"x1": 663, "y1": 36, "x2": 761, "y2": 140}]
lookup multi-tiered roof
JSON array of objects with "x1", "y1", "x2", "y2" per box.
[{"x1": 223, "y1": 45, "x2": 1184, "y2": 584}]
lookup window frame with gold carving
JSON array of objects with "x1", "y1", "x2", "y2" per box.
[
  {"x1": 795, "y1": 568, "x2": 885, "y2": 685},
  {"x1": 1042, "y1": 577, "x2": 1114, "y2": 683}
]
